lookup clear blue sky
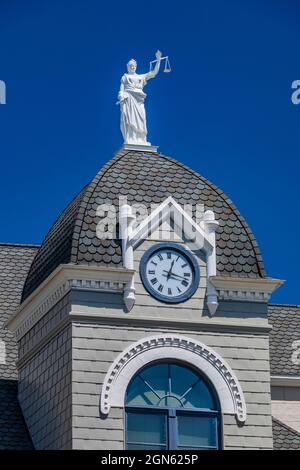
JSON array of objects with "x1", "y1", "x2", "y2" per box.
[{"x1": 0, "y1": 0, "x2": 299, "y2": 304}]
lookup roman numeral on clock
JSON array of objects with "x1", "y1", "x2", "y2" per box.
[
  {"x1": 148, "y1": 270, "x2": 155, "y2": 275},
  {"x1": 151, "y1": 278, "x2": 158, "y2": 285},
  {"x1": 158, "y1": 284, "x2": 163, "y2": 292},
  {"x1": 158, "y1": 253, "x2": 163, "y2": 261}
]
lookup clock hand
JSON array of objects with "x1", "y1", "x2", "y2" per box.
[
  {"x1": 162, "y1": 270, "x2": 187, "y2": 281},
  {"x1": 167, "y1": 260, "x2": 175, "y2": 280}
]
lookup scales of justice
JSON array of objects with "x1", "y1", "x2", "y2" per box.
[{"x1": 117, "y1": 50, "x2": 171, "y2": 151}]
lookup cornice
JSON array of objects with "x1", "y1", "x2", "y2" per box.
[
  {"x1": 69, "y1": 312, "x2": 272, "y2": 334},
  {"x1": 271, "y1": 375, "x2": 300, "y2": 387},
  {"x1": 210, "y1": 276, "x2": 284, "y2": 303},
  {"x1": 6, "y1": 264, "x2": 134, "y2": 340}
]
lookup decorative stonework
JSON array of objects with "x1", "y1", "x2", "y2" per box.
[
  {"x1": 100, "y1": 334, "x2": 247, "y2": 423},
  {"x1": 67, "y1": 278, "x2": 126, "y2": 291},
  {"x1": 218, "y1": 289, "x2": 269, "y2": 302},
  {"x1": 210, "y1": 276, "x2": 283, "y2": 304}
]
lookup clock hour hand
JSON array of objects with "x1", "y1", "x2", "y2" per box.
[{"x1": 162, "y1": 270, "x2": 187, "y2": 281}]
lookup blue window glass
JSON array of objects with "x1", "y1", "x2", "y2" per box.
[
  {"x1": 125, "y1": 362, "x2": 220, "y2": 450},
  {"x1": 126, "y1": 411, "x2": 167, "y2": 450},
  {"x1": 177, "y1": 415, "x2": 218, "y2": 450},
  {"x1": 126, "y1": 364, "x2": 169, "y2": 406}
]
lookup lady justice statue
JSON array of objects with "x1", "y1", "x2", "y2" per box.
[{"x1": 117, "y1": 50, "x2": 169, "y2": 146}]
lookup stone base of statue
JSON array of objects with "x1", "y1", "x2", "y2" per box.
[{"x1": 122, "y1": 143, "x2": 159, "y2": 153}]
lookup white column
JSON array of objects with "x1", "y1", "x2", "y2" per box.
[
  {"x1": 203, "y1": 210, "x2": 219, "y2": 315},
  {"x1": 119, "y1": 204, "x2": 136, "y2": 311}
]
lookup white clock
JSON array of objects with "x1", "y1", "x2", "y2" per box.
[{"x1": 140, "y1": 243, "x2": 200, "y2": 303}]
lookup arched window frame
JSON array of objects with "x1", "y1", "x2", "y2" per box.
[{"x1": 100, "y1": 335, "x2": 247, "y2": 425}]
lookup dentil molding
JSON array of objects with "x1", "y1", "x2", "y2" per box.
[
  {"x1": 210, "y1": 276, "x2": 284, "y2": 303},
  {"x1": 100, "y1": 334, "x2": 247, "y2": 423}
]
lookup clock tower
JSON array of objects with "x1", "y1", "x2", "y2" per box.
[{"x1": 7, "y1": 147, "x2": 282, "y2": 450}]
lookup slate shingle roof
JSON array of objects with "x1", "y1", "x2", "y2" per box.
[
  {"x1": 0, "y1": 379, "x2": 34, "y2": 449},
  {"x1": 21, "y1": 186, "x2": 88, "y2": 303},
  {"x1": 268, "y1": 304, "x2": 300, "y2": 376},
  {"x1": 273, "y1": 417, "x2": 300, "y2": 450},
  {"x1": 0, "y1": 243, "x2": 38, "y2": 449},
  {"x1": 0, "y1": 244, "x2": 39, "y2": 376},
  {"x1": 22, "y1": 149, "x2": 266, "y2": 301}
]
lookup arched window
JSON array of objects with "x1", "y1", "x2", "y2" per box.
[{"x1": 125, "y1": 362, "x2": 221, "y2": 450}]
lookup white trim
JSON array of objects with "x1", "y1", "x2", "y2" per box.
[
  {"x1": 210, "y1": 276, "x2": 284, "y2": 303},
  {"x1": 100, "y1": 334, "x2": 247, "y2": 423},
  {"x1": 121, "y1": 144, "x2": 159, "y2": 153},
  {"x1": 271, "y1": 376, "x2": 300, "y2": 387},
  {"x1": 129, "y1": 196, "x2": 214, "y2": 253},
  {"x1": 120, "y1": 205, "x2": 136, "y2": 311},
  {"x1": 122, "y1": 197, "x2": 219, "y2": 315}
]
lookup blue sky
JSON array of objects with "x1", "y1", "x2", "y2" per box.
[{"x1": 0, "y1": 0, "x2": 299, "y2": 304}]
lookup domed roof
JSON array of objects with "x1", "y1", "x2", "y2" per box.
[{"x1": 22, "y1": 149, "x2": 266, "y2": 301}]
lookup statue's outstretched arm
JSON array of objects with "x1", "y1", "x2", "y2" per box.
[{"x1": 145, "y1": 50, "x2": 162, "y2": 81}]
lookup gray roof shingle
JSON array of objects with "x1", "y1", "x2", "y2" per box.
[
  {"x1": 268, "y1": 304, "x2": 300, "y2": 377},
  {"x1": 273, "y1": 417, "x2": 300, "y2": 450},
  {"x1": 22, "y1": 149, "x2": 266, "y2": 301},
  {"x1": 0, "y1": 379, "x2": 33, "y2": 449},
  {"x1": 0, "y1": 243, "x2": 39, "y2": 379},
  {"x1": 0, "y1": 243, "x2": 38, "y2": 449}
]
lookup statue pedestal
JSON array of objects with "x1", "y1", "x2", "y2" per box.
[{"x1": 122, "y1": 143, "x2": 159, "y2": 153}]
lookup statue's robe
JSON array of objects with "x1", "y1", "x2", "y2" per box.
[{"x1": 119, "y1": 73, "x2": 148, "y2": 145}]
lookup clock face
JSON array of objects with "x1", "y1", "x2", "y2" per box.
[{"x1": 140, "y1": 243, "x2": 200, "y2": 303}]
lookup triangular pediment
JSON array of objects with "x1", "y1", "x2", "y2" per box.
[{"x1": 129, "y1": 196, "x2": 214, "y2": 254}]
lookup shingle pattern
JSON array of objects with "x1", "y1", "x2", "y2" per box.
[
  {"x1": 0, "y1": 244, "x2": 38, "y2": 449},
  {"x1": 268, "y1": 304, "x2": 300, "y2": 376},
  {"x1": 272, "y1": 417, "x2": 300, "y2": 450}
]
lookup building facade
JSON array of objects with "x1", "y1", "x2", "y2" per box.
[{"x1": 1, "y1": 148, "x2": 300, "y2": 449}]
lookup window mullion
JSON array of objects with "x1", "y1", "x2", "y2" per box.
[{"x1": 168, "y1": 409, "x2": 177, "y2": 450}]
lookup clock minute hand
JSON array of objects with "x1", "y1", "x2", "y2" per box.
[
  {"x1": 162, "y1": 270, "x2": 186, "y2": 281},
  {"x1": 166, "y1": 260, "x2": 175, "y2": 280},
  {"x1": 170, "y1": 273, "x2": 187, "y2": 281}
]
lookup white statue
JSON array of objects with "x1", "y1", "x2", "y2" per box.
[{"x1": 117, "y1": 50, "x2": 163, "y2": 146}]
